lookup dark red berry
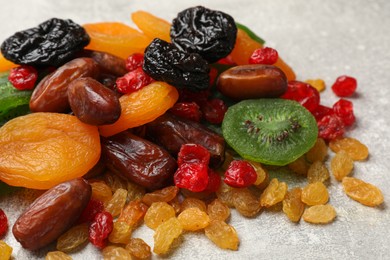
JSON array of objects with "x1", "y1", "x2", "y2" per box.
[
  {"x1": 77, "y1": 199, "x2": 104, "y2": 224},
  {"x1": 203, "y1": 168, "x2": 222, "y2": 193},
  {"x1": 125, "y1": 53, "x2": 144, "y2": 72},
  {"x1": 209, "y1": 67, "x2": 219, "y2": 86},
  {"x1": 169, "y1": 102, "x2": 202, "y2": 122},
  {"x1": 178, "y1": 88, "x2": 210, "y2": 105},
  {"x1": 8, "y1": 65, "x2": 38, "y2": 90},
  {"x1": 89, "y1": 211, "x2": 113, "y2": 249},
  {"x1": 331, "y1": 75, "x2": 357, "y2": 97},
  {"x1": 0, "y1": 209, "x2": 8, "y2": 238},
  {"x1": 317, "y1": 114, "x2": 345, "y2": 141},
  {"x1": 333, "y1": 99, "x2": 355, "y2": 126},
  {"x1": 174, "y1": 162, "x2": 209, "y2": 192},
  {"x1": 311, "y1": 105, "x2": 333, "y2": 121},
  {"x1": 281, "y1": 81, "x2": 320, "y2": 112},
  {"x1": 217, "y1": 55, "x2": 236, "y2": 65},
  {"x1": 116, "y1": 67, "x2": 154, "y2": 94},
  {"x1": 224, "y1": 160, "x2": 257, "y2": 188},
  {"x1": 177, "y1": 143, "x2": 210, "y2": 166},
  {"x1": 249, "y1": 47, "x2": 279, "y2": 65},
  {"x1": 201, "y1": 98, "x2": 228, "y2": 124}
]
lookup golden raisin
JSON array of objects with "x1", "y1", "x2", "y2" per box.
[
  {"x1": 102, "y1": 246, "x2": 132, "y2": 260},
  {"x1": 302, "y1": 204, "x2": 336, "y2": 224},
  {"x1": 168, "y1": 196, "x2": 182, "y2": 214},
  {"x1": 282, "y1": 188, "x2": 305, "y2": 222},
  {"x1": 301, "y1": 182, "x2": 329, "y2": 205},
  {"x1": 45, "y1": 251, "x2": 72, "y2": 260},
  {"x1": 117, "y1": 199, "x2": 148, "y2": 228},
  {"x1": 329, "y1": 137, "x2": 369, "y2": 161},
  {"x1": 108, "y1": 221, "x2": 132, "y2": 244},
  {"x1": 103, "y1": 172, "x2": 128, "y2": 193},
  {"x1": 125, "y1": 238, "x2": 151, "y2": 259},
  {"x1": 153, "y1": 217, "x2": 183, "y2": 255},
  {"x1": 56, "y1": 223, "x2": 89, "y2": 252},
  {"x1": 178, "y1": 207, "x2": 210, "y2": 231},
  {"x1": 260, "y1": 178, "x2": 288, "y2": 207},
  {"x1": 144, "y1": 202, "x2": 176, "y2": 230},
  {"x1": 204, "y1": 220, "x2": 239, "y2": 250},
  {"x1": 104, "y1": 188, "x2": 128, "y2": 217},
  {"x1": 180, "y1": 197, "x2": 207, "y2": 212},
  {"x1": 91, "y1": 181, "x2": 113, "y2": 203},
  {"x1": 249, "y1": 161, "x2": 269, "y2": 189},
  {"x1": 288, "y1": 156, "x2": 310, "y2": 175},
  {"x1": 142, "y1": 186, "x2": 179, "y2": 206},
  {"x1": 305, "y1": 79, "x2": 326, "y2": 92},
  {"x1": 216, "y1": 182, "x2": 237, "y2": 207},
  {"x1": 0, "y1": 240, "x2": 13, "y2": 260},
  {"x1": 307, "y1": 161, "x2": 330, "y2": 183},
  {"x1": 342, "y1": 177, "x2": 384, "y2": 207},
  {"x1": 207, "y1": 199, "x2": 230, "y2": 221},
  {"x1": 331, "y1": 150, "x2": 354, "y2": 181},
  {"x1": 126, "y1": 181, "x2": 145, "y2": 201},
  {"x1": 305, "y1": 138, "x2": 328, "y2": 163},
  {"x1": 233, "y1": 188, "x2": 261, "y2": 217}
]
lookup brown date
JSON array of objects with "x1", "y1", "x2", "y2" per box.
[
  {"x1": 87, "y1": 50, "x2": 127, "y2": 76},
  {"x1": 101, "y1": 131, "x2": 177, "y2": 190},
  {"x1": 12, "y1": 178, "x2": 91, "y2": 250},
  {"x1": 217, "y1": 64, "x2": 287, "y2": 100},
  {"x1": 29, "y1": 57, "x2": 100, "y2": 112},
  {"x1": 67, "y1": 77, "x2": 121, "y2": 125},
  {"x1": 145, "y1": 113, "x2": 225, "y2": 168}
]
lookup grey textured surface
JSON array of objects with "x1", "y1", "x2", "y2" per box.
[{"x1": 1, "y1": 0, "x2": 390, "y2": 259}]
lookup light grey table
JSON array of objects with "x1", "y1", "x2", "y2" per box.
[{"x1": 1, "y1": 0, "x2": 389, "y2": 259}]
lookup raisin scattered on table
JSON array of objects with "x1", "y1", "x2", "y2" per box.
[
  {"x1": 143, "y1": 38, "x2": 210, "y2": 91},
  {"x1": 170, "y1": 6, "x2": 237, "y2": 63},
  {"x1": 1, "y1": 18, "x2": 90, "y2": 66}
]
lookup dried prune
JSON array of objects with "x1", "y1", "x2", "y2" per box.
[
  {"x1": 1, "y1": 18, "x2": 90, "y2": 66},
  {"x1": 170, "y1": 6, "x2": 237, "y2": 63},
  {"x1": 143, "y1": 38, "x2": 210, "y2": 91}
]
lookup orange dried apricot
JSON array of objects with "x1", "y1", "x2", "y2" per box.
[
  {"x1": 131, "y1": 11, "x2": 171, "y2": 42},
  {"x1": 0, "y1": 113, "x2": 100, "y2": 189},
  {"x1": 83, "y1": 22, "x2": 152, "y2": 59},
  {"x1": 0, "y1": 53, "x2": 17, "y2": 72},
  {"x1": 99, "y1": 81, "x2": 179, "y2": 137}
]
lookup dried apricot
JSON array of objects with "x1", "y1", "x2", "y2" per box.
[
  {"x1": 302, "y1": 204, "x2": 336, "y2": 224},
  {"x1": 131, "y1": 11, "x2": 171, "y2": 42},
  {"x1": 0, "y1": 113, "x2": 100, "y2": 189},
  {"x1": 342, "y1": 177, "x2": 384, "y2": 207},
  {"x1": 99, "y1": 81, "x2": 178, "y2": 137},
  {"x1": 204, "y1": 220, "x2": 239, "y2": 250},
  {"x1": 331, "y1": 150, "x2": 354, "y2": 181},
  {"x1": 305, "y1": 79, "x2": 326, "y2": 92},
  {"x1": 0, "y1": 53, "x2": 17, "y2": 72},
  {"x1": 301, "y1": 182, "x2": 329, "y2": 205},
  {"x1": 260, "y1": 178, "x2": 288, "y2": 207},
  {"x1": 282, "y1": 188, "x2": 305, "y2": 222},
  {"x1": 329, "y1": 137, "x2": 369, "y2": 161}
]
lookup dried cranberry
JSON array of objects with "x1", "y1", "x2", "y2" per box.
[
  {"x1": 174, "y1": 162, "x2": 209, "y2": 192},
  {"x1": 77, "y1": 199, "x2": 104, "y2": 224},
  {"x1": 311, "y1": 104, "x2": 333, "y2": 121},
  {"x1": 125, "y1": 53, "x2": 144, "y2": 72},
  {"x1": 89, "y1": 211, "x2": 113, "y2": 249},
  {"x1": 281, "y1": 81, "x2": 320, "y2": 112},
  {"x1": 209, "y1": 67, "x2": 219, "y2": 86},
  {"x1": 333, "y1": 99, "x2": 355, "y2": 126},
  {"x1": 177, "y1": 143, "x2": 210, "y2": 166},
  {"x1": 169, "y1": 102, "x2": 202, "y2": 122},
  {"x1": 116, "y1": 67, "x2": 154, "y2": 94},
  {"x1": 317, "y1": 114, "x2": 345, "y2": 141},
  {"x1": 8, "y1": 65, "x2": 38, "y2": 90},
  {"x1": 249, "y1": 47, "x2": 279, "y2": 65},
  {"x1": 201, "y1": 98, "x2": 228, "y2": 124},
  {"x1": 0, "y1": 209, "x2": 8, "y2": 238},
  {"x1": 217, "y1": 55, "x2": 236, "y2": 65},
  {"x1": 203, "y1": 168, "x2": 222, "y2": 193},
  {"x1": 178, "y1": 88, "x2": 210, "y2": 105},
  {"x1": 224, "y1": 160, "x2": 257, "y2": 188},
  {"x1": 331, "y1": 75, "x2": 357, "y2": 97}
]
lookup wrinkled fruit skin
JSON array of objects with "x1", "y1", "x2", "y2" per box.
[
  {"x1": 143, "y1": 38, "x2": 210, "y2": 91},
  {"x1": 101, "y1": 131, "x2": 177, "y2": 190},
  {"x1": 29, "y1": 57, "x2": 100, "y2": 112},
  {"x1": 1, "y1": 18, "x2": 90, "y2": 66},
  {"x1": 83, "y1": 50, "x2": 127, "y2": 77},
  {"x1": 171, "y1": 6, "x2": 237, "y2": 63},
  {"x1": 67, "y1": 77, "x2": 121, "y2": 125},
  {"x1": 145, "y1": 113, "x2": 225, "y2": 168},
  {"x1": 12, "y1": 178, "x2": 91, "y2": 250}
]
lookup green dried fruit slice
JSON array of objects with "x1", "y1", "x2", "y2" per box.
[{"x1": 222, "y1": 99, "x2": 318, "y2": 166}]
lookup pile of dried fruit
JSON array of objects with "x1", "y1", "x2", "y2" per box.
[{"x1": 0, "y1": 5, "x2": 384, "y2": 260}]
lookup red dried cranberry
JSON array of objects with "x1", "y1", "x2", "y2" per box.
[
  {"x1": 174, "y1": 162, "x2": 209, "y2": 192},
  {"x1": 203, "y1": 168, "x2": 222, "y2": 193},
  {"x1": 201, "y1": 98, "x2": 228, "y2": 124},
  {"x1": 249, "y1": 47, "x2": 279, "y2": 65},
  {"x1": 89, "y1": 211, "x2": 113, "y2": 249},
  {"x1": 177, "y1": 143, "x2": 210, "y2": 166},
  {"x1": 311, "y1": 105, "x2": 333, "y2": 121},
  {"x1": 169, "y1": 102, "x2": 202, "y2": 122},
  {"x1": 281, "y1": 81, "x2": 320, "y2": 112},
  {"x1": 125, "y1": 53, "x2": 144, "y2": 72},
  {"x1": 333, "y1": 99, "x2": 355, "y2": 126},
  {"x1": 217, "y1": 55, "x2": 236, "y2": 65},
  {"x1": 116, "y1": 67, "x2": 154, "y2": 94},
  {"x1": 178, "y1": 88, "x2": 210, "y2": 105},
  {"x1": 209, "y1": 67, "x2": 219, "y2": 86},
  {"x1": 317, "y1": 114, "x2": 345, "y2": 141},
  {"x1": 8, "y1": 65, "x2": 38, "y2": 90},
  {"x1": 224, "y1": 160, "x2": 257, "y2": 188},
  {"x1": 331, "y1": 75, "x2": 357, "y2": 97},
  {"x1": 77, "y1": 199, "x2": 104, "y2": 224},
  {"x1": 0, "y1": 209, "x2": 8, "y2": 238}
]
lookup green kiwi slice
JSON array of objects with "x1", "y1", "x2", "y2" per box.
[{"x1": 222, "y1": 98, "x2": 318, "y2": 166}]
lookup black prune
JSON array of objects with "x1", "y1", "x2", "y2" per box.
[
  {"x1": 170, "y1": 6, "x2": 237, "y2": 63},
  {"x1": 143, "y1": 38, "x2": 210, "y2": 91},
  {"x1": 1, "y1": 18, "x2": 90, "y2": 67}
]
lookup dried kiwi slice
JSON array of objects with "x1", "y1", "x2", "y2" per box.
[{"x1": 222, "y1": 99, "x2": 318, "y2": 166}]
